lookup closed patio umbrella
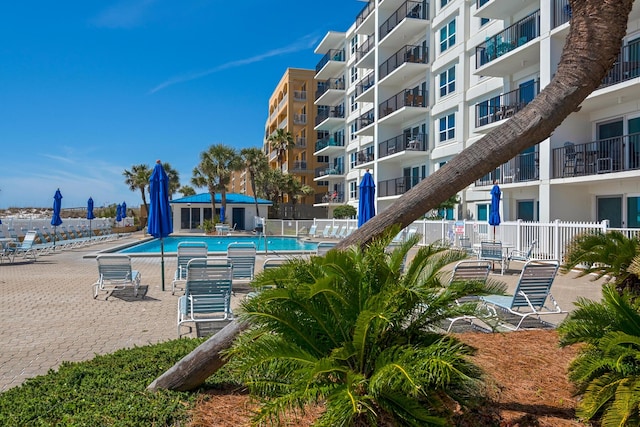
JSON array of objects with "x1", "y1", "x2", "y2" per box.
[
  {"x1": 148, "y1": 160, "x2": 173, "y2": 291},
  {"x1": 87, "y1": 197, "x2": 95, "y2": 240},
  {"x1": 489, "y1": 182, "x2": 501, "y2": 241},
  {"x1": 358, "y1": 170, "x2": 376, "y2": 228},
  {"x1": 219, "y1": 205, "x2": 225, "y2": 224},
  {"x1": 116, "y1": 204, "x2": 122, "y2": 227},
  {"x1": 51, "y1": 189, "x2": 63, "y2": 250},
  {"x1": 121, "y1": 201, "x2": 127, "y2": 225}
]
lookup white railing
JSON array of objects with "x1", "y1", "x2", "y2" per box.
[{"x1": 0, "y1": 217, "x2": 130, "y2": 237}]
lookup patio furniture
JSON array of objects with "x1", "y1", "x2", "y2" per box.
[
  {"x1": 93, "y1": 254, "x2": 141, "y2": 299},
  {"x1": 172, "y1": 241, "x2": 208, "y2": 295}
]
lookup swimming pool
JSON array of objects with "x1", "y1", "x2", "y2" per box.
[{"x1": 116, "y1": 235, "x2": 318, "y2": 254}]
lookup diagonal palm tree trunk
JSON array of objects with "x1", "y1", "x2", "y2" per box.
[
  {"x1": 340, "y1": 0, "x2": 634, "y2": 248},
  {"x1": 148, "y1": 0, "x2": 634, "y2": 392}
]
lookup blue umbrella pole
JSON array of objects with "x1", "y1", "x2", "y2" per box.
[
  {"x1": 160, "y1": 238, "x2": 165, "y2": 291},
  {"x1": 53, "y1": 226, "x2": 57, "y2": 251}
]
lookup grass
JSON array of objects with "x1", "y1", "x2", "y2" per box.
[{"x1": 0, "y1": 338, "x2": 234, "y2": 427}]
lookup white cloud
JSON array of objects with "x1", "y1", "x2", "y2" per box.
[
  {"x1": 90, "y1": 0, "x2": 157, "y2": 29},
  {"x1": 149, "y1": 34, "x2": 320, "y2": 94}
]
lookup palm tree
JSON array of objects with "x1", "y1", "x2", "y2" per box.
[
  {"x1": 240, "y1": 147, "x2": 268, "y2": 218},
  {"x1": 558, "y1": 284, "x2": 640, "y2": 424},
  {"x1": 283, "y1": 174, "x2": 314, "y2": 219},
  {"x1": 123, "y1": 164, "x2": 151, "y2": 226},
  {"x1": 191, "y1": 144, "x2": 243, "y2": 222},
  {"x1": 256, "y1": 168, "x2": 287, "y2": 210},
  {"x1": 268, "y1": 129, "x2": 294, "y2": 171},
  {"x1": 340, "y1": 0, "x2": 635, "y2": 249},
  {"x1": 178, "y1": 185, "x2": 196, "y2": 198},
  {"x1": 162, "y1": 162, "x2": 180, "y2": 200},
  {"x1": 226, "y1": 232, "x2": 506, "y2": 425}
]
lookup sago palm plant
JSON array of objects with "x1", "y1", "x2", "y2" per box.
[
  {"x1": 558, "y1": 284, "x2": 640, "y2": 425},
  {"x1": 561, "y1": 231, "x2": 640, "y2": 294},
  {"x1": 225, "y1": 231, "x2": 506, "y2": 426}
]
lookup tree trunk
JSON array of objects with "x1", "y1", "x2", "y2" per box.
[
  {"x1": 250, "y1": 171, "x2": 260, "y2": 218},
  {"x1": 340, "y1": 0, "x2": 634, "y2": 249},
  {"x1": 149, "y1": 0, "x2": 634, "y2": 391},
  {"x1": 147, "y1": 320, "x2": 250, "y2": 392}
]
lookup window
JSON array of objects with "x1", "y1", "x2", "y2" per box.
[
  {"x1": 480, "y1": 17, "x2": 490, "y2": 26},
  {"x1": 317, "y1": 155, "x2": 329, "y2": 163},
  {"x1": 317, "y1": 180, "x2": 329, "y2": 187},
  {"x1": 439, "y1": 19, "x2": 456, "y2": 53},
  {"x1": 440, "y1": 0, "x2": 449, "y2": 7},
  {"x1": 439, "y1": 65, "x2": 455, "y2": 97},
  {"x1": 350, "y1": 94, "x2": 358, "y2": 112},
  {"x1": 350, "y1": 121, "x2": 358, "y2": 140},
  {"x1": 350, "y1": 66, "x2": 358, "y2": 83},
  {"x1": 349, "y1": 152, "x2": 357, "y2": 169},
  {"x1": 350, "y1": 35, "x2": 358, "y2": 55},
  {"x1": 438, "y1": 113, "x2": 455, "y2": 142},
  {"x1": 349, "y1": 181, "x2": 357, "y2": 199},
  {"x1": 477, "y1": 204, "x2": 488, "y2": 221}
]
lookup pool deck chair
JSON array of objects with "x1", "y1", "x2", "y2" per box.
[
  {"x1": 505, "y1": 240, "x2": 538, "y2": 271},
  {"x1": 307, "y1": 224, "x2": 318, "y2": 238},
  {"x1": 5, "y1": 230, "x2": 38, "y2": 262},
  {"x1": 172, "y1": 241, "x2": 208, "y2": 295},
  {"x1": 478, "y1": 241, "x2": 506, "y2": 275},
  {"x1": 177, "y1": 257, "x2": 233, "y2": 336},
  {"x1": 227, "y1": 242, "x2": 257, "y2": 281},
  {"x1": 445, "y1": 260, "x2": 492, "y2": 332},
  {"x1": 321, "y1": 225, "x2": 332, "y2": 238},
  {"x1": 480, "y1": 260, "x2": 565, "y2": 330},
  {"x1": 93, "y1": 254, "x2": 141, "y2": 299},
  {"x1": 316, "y1": 241, "x2": 337, "y2": 256}
]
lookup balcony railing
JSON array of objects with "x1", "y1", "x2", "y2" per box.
[
  {"x1": 552, "y1": 0, "x2": 571, "y2": 28},
  {"x1": 316, "y1": 192, "x2": 345, "y2": 204},
  {"x1": 598, "y1": 40, "x2": 640, "y2": 89},
  {"x1": 476, "y1": 10, "x2": 540, "y2": 68},
  {"x1": 315, "y1": 78, "x2": 346, "y2": 100},
  {"x1": 291, "y1": 161, "x2": 308, "y2": 172},
  {"x1": 315, "y1": 134, "x2": 345, "y2": 152},
  {"x1": 358, "y1": 109, "x2": 375, "y2": 129},
  {"x1": 315, "y1": 107, "x2": 345, "y2": 126},
  {"x1": 379, "y1": 89, "x2": 428, "y2": 118},
  {"x1": 378, "y1": 175, "x2": 426, "y2": 197},
  {"x1": 379, "y1": 133, "x2": 428, "y2": 158},
  {"x1": 379, "y1": 45, "x2": 428, "y2": 80},
  {"x1": 293, "y1": 114, "x2": 307, "y2": 125},
  {"x1": 475, "y1": 79, "x2": 540, "y2": 127},
  {"x1": 475, "y1": 151, "x2": 540, "y2": 186},
  {"x1": 356, "y1": 1, "x2": 374, "y2": 28},
  {"x1": 355, "y1": 72, "x2": 375, "y2": 97},
  {"x1": 293, "y1": 90, "x2": 307, "y2": 101},
  {"x1": 315, "y1": 49, "x2": 345, "y2": 73},
  {"x1": 380, "y1": 1, "x2": 429, "y2": 41},
  {"x1": 551, "y1": 134, "x2": 640, "y2": 179},
  {"x1": 315, "y1": 164, "x2": 344, "y2": 178},
  {"x1": 356, "y1": 34, "x2": 375, "y2": 61},
  {"x1": 295, "y1": 136, "x2": 306, "y2": 148},
  {"x1": 355, "y1": 146, "x2": 375, "y2": 165}
]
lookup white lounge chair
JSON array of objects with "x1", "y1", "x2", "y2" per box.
[
  {"x1": 227, "y1": 242, "x2": 257, "y2": 281},
  {"x1": 480, "y1": 260, "x2": 565, "y2": 330},
  {"x1": 505, "y1": 240, "x2": 538, "y2": 271},
  {"x1": 172, "y1": 241, "x2": 208, "y2": 295},
  {"x1": 93, "y1": 254, "x2": 141, "y2": 299},
  {"x1": 177, "y1": 257, "x2": 233, "y2": 336},
  {"x1": 5, "y1": 230, "x2": 38, "y2": 262}
]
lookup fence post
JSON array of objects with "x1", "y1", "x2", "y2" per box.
[
  {"x1": 601, "y1": 219, "x2": 609, "y2": 233},
  {"x1": 553, "y1": 219, "x2": 560, "y2": 261},
  {"x1": 516, "y1": 219, "x2": 522, "y2": 250}
]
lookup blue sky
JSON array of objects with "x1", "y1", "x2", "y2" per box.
[{"x1": 0, "y1": 0, "x2": 364, "y2": 209}]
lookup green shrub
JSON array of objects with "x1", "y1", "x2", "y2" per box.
[
  {"x1": 0, "y1": 338, "x2": 230, "y2": 426},
  {"x1": 332, "y1": 204, "x2": 356, "y2": 219}
]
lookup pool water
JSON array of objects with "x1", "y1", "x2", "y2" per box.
[{"x1": 117, "y1": 235, "x2": 317, "y2": 254}]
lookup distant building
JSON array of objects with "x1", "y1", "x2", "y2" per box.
[{"x1": 170, "y1": 193, "x2": 271, "y2": 232}]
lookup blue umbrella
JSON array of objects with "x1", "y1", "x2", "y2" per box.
[
  {"x1": 121, "y1": 201, "x2": 127, "y2": 225},
  {"x1": 148, "y1": 160, "x2": 173, "y2": 291},
  {"x1": 358, "y1": 170, "x2": 376, "y2": 227},
  {"x1": 51, "y1": 189, "x2": 63, "y2": 250},
  {"x1": 219, "y1": 205, "x2": 225, "y2": 223},
  {"x1": 116, "y1": 204, "x2": 122, "y2": 225},
  {"x1": 87, "y1": 197, "x2": 95, "y2": 239},
  {"x1": 489, "y1": 183, "x2": 501, "y2": 241}
]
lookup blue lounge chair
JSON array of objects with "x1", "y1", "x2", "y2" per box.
[
  {"x1": 5, "y1": 230, "x2": 38, "y2": 262},
  {"x1": 93, "y1": 254, "x2": 142, "y2": 299},
  {"x1": 172, "y1": 241, "x2": 208, "y2": 295},
  {"x1": 227, "y1": 242, "x2": 257, "y2": 281}
]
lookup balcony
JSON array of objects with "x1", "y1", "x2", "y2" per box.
[
  {"x1": 315, "y1": 134, "x2": 345, "y2": 154},
  {"x1": 355, "y1": 146, "x2": 375, "y2": 167},
  {"x1": 355, "y1": 1, "x2": 375, "y2": 35},
  {"x1": 355, "y1": 72, "x2": 375, "y2": 103},
  {"x1": 379, "y1": 44, "x2": 428, "y2": 84},
  {"x1": 475, "y1": 10, "x2": 540, "y2": 77},
  {"x1": 315, "y1": 192, "x2": 345, "y2": 204},
  {"x1": 355, "y1": 34, "x2": 376, "y2": 70},
  {"x1": 379, "y1": 89, "x2": 428, "y2": 124},
  {"x1": 379, "y1": 1, "x2": 429, "y2": 49},
  {"x1": 293, "y1": 90, "x2": 307, "y2": 102},
  {"x1": 315, "y1": 49, "x2": 346, "y2": 80},
  {"x1": 475, "y1": 79, "x2": 540, "y2": 130},
  {"x1": 293, "y1": 114, "x2": 307, "y2": 125},
  {"x1": 314, "y1": 164, "x2": 345, "y2": 180},
  {"x1": 378, "y1": 175, "x2": 426, "y2": 197},
  {"x1": 551, "y1": 134, "x2": 640, "y2": 179},
  {"x1": 269, "y1": 150, "x2": 278, "y2": 162},
  {"x1": 475, "y1": 0, "x2": 538, "y2": 21},
  {"x1": 315, "y1": 78, "x2": 346, "y2": 105},
  {"x1": 315, "y1": 107, "x2": 345, "y2": 130},
  {"x1": 295, "y1": 136, "x2": 306, "y2": 149},
  {"x1": 356, "y1": 109, "x2": 375, "y2": 136},
  {"x1": 379, "y1": 133, "x2": 428, "y2": 159},
  {"x1": 552, "y1": 0, "x2": 571, "y2": 29},
  {"x1": 475, "y1": 151, "x2": 540, "y2": 186},
  {"x1": 290, "y1": 161, "x2": 308, "y2": 173},
  {"x1": 598, "y1": 41, "x2": 640, "y2": 90}
]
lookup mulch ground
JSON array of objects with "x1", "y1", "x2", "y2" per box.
[{"x1": 188, "y1": 330, "x2": 586, "y2": 427}]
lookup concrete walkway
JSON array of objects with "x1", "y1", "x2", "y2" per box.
[{"x1": 0, "y1": 234, "x2": 604, "y2": 392}]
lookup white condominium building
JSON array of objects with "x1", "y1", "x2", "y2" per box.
[{"x1": 311, "y1": 0, "x2": 640, "y2": 228}]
